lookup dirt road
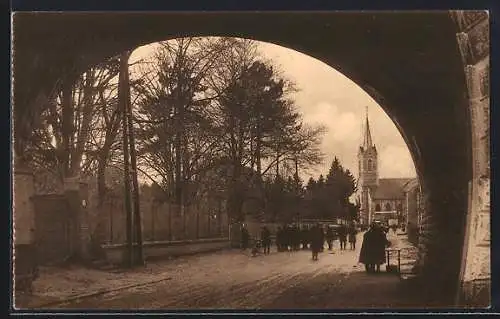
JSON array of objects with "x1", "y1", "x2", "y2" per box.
[{"x1": 46, "y1": 235, "x2": 432, "y2": 310}]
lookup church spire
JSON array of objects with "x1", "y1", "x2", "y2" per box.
[{"x1": 363, "y1": 106, "x2": 373, "y2": 149}]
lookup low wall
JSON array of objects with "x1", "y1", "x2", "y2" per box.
[{"x1": 102, "y1": 238, "x2": 230, "y2": 264}]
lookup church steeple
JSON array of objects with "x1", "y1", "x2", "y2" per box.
[
  {"x1": 363, "y1": 106, "x2": 374, "y2": 149},
  {"x1": 357, "y1": 106, "x2": 379, "y2": 226}
]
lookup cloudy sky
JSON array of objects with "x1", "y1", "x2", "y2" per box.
[{"x1": 130, "y1": 39, "x2": 416, "y2": 182}]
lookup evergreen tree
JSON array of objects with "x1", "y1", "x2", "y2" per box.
[{"x1": 325, "y1": 156, "x2": 357, "y2": 221}]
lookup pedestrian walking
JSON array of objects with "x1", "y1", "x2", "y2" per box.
[
  {"x1": 348, "y1": 223, "x2": 357, "y2": 250},
  {"x1": 359, "y1": 222, "x2": 390, "y2": 273},
  {"x1": 310, "y1": 224, "x2": 324, "y2": 261},
  {"x1": 291, "y1": 225, "x2": 300, "y2": 251},
  {"x1": 261, "y1": 226, "x2": 271, "y2": 255},
  {"x1": 284, "y1": 225, "x2": 291, "y2": 251},
  {"x1": 241, "y1": 225, "x2": 250, "y2": 250},
  {"x1": 326, "y1": 226, "x2": 334, "y2": 250},
  {"x1": 301, "y1": 226, "x2": 309, "y2": 250},
  {"x1": 276, "y1": 227, "x2": 284, "y2": 252},
  {"x1": 338, "y1": 224, "x2": 348, "y2": 250}
]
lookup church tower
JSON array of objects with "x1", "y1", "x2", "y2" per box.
[{"x1": 357, "y1": 108, "x2": 379, "y2": 225}]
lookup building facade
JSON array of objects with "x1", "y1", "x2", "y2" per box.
[
  {"x1": 402, "y1": 178, "x2": 423, "y2": 244},
  {"x1": 356, "y1": 111, "x2": 416, "y2": 226}
]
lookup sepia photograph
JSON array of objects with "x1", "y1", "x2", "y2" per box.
[{"x1": 11, "y1": 11, "x2": 490, "y2": 311}]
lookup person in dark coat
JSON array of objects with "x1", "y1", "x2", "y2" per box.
[
  {"x1": 261, "y1": 226, "x2": 271, "y2": 255},
  {"x1": 348, "y1": 223, "x2": 358, "y2": 250},
  {"x1": 301, "y1": 226, "x2": 309, "y2": 250},
  {"x1": 310, "y1": 224, "x2": 324, "y2": 261},
  {"x1": 283, "y1": 225, "x2": 292, "y2": 251},
  {"x1": 289, "y1": 225, "x2": 295, "y2": 251},
  {"x1": 276, "y1": 227, "x2": 283, "y2": 252},
  {"x1": 338, "y1": 224, "x2": 348, "y2": 250},
  {"x1": 241, "y1": 226, "x2": 250, "y2": 250},
  {"x1": 325, "y1": 226, "x2": 334, "y2": 250},
  {"x1": 290, "y1": 225, "x2": 297, "y2": 251},
  {"x1": 318, "y1": 225, "x2": 324, "y2": 252},
  {"x1": 359, "y1": 222, "x2": 389, "y2": 273}
]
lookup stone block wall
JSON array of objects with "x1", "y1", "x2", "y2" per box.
[
  {"x1": 13, "y1": 161, "x2": 37, "y2": 293},
  {"x1": 31, "y1": 194, "x2": 73, "y2": 265},
  {"x1": 450, "y1": 10, "x2": 490, "y2": 308}
]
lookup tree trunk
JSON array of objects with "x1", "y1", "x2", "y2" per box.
[
  {"x1": 119, "y1": 51, "x2": 134, "y2": 268},
  {"x1": 256, "y1": 121, "x2": 262, "y2": 182},
  {"x1": 61, "y1": 79, "x2": 74, "y2": 177},
  {"x1": 125, "y1": 62, "x2": 144, "y2": 266},
  {"x1": 94, "y1": 109, "x2": 120, "y2": 246},
  {"x1": 275, "y1": 149, "x2": 280, "y2": 178},
  {"x1": 93, "y1": 153, "x2": 108, "y2": 245},
  {"x1": 70, "y1": 75, "x2": 94, "y2": 176}
]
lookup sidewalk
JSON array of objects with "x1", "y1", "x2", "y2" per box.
[
  {"x1": 14, "y1": 253, "x2": 216, "y2": 309},
  {"x1": 386, "y1": 230, "x2": 419, "y2": 273}
]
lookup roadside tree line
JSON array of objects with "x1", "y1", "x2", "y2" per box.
[{"x1": 22, "y1": 37, "x2": 326, "y2": 226}]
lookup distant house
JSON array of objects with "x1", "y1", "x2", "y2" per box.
[
  {"x1": 402, "y1": 178, "x2": 422, "y2": 244},
  {"x1": 355, "y1": 111, "x2": 416, "y2": 226}
]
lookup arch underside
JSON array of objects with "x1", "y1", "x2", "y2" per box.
[{"x1": 13, "y1": 12, "x2": 474, "y2": 304}]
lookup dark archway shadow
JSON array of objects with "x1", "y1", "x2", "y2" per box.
[
  {"x1": 263, "y1": 271, "x2": 457, "y2": 310},
  {"x1": 12, "y1": 11, "x2": 473, "y2": 305}
]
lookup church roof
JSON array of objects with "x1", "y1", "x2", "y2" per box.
[{"x1": 373, "y1": 178, "x2": 413, "y2": 199}]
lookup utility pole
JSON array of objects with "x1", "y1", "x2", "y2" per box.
[
  {"x1": 124, "y1": 55, "x2": 144, "y2": 266},
  {"x1": 294, "y1": 155, "x2": 300, "y2": 224},
  {"x1": 119, "y1": 51, "x2": 134, "y2": 268}
]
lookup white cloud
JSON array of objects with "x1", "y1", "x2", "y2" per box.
[
  {"x1": 330, "y1": 112, "x2": 359, "y2": 143},
  {"x1": 379, "y1": 145, "x2": 416, "y2": 178},
  {"x1": 258, "y1": 42, "x2": 417, "y2": 181}
]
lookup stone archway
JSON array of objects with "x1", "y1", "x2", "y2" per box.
[
  {"x1": 450, "y1": 11, "x2": 490, "y2": 306},
  {"x1": 12, "y1": 11, "x2": 489, "y2": 306}
]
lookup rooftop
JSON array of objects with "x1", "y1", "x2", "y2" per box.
[{"x1": 373, "y1": 178, "x2": 413, "y2": 199}]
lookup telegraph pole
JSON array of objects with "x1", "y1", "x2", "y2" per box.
[
  {"x1": 119, "y1": 51, "x2": 134, "y2": 268},
  {"x1": 294, "y1": 155, "x2": 300, "y2": 224},
  {"x1": 125, "y1": 59, "x2": 144, "y2": 266}
]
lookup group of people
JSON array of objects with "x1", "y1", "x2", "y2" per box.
[
  {"x1": 240, "y1": 222, "x2": 360, "y2": 261},
  {"x1": 240, "y1": 225, "x2": 273, "y2": 256},
  {"x1": 335, "y1": 224, "x2": 358, "y2": 251},
  {"x1": 240, "y1": 220, "x2": 392, "y2": 274}
]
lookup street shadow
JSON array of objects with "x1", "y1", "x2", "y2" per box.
[{"x1": 261, "y1": 271, "x2": 456, "y2": 310}]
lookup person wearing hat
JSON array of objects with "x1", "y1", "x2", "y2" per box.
[{"x1": 359, "y1": 222, "x2": 389, "y2": 273}]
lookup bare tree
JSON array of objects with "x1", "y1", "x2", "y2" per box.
[
  {"x1": 131, "y1": 37, "x2": 234, "y2": 206},
  {"x1": 25, "y1": 58, "x2": 121, "y2": 193}
]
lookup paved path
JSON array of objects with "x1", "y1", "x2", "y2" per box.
[{"x1": 39, "y1": 233, "x2": 434, "y2": 310}]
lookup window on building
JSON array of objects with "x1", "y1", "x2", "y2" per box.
[
  {"x1": 368, "y1": 159, "x2": 373, "y2": 170},
  {"x1": 397, "y1": 203, "x2": 403, "y2": 212},
  {"x1": 385, "y1": 203, "x2": 392, "y2": 211},
  {"x1": 375, "y1": 204, "x2": 381, "y2": 211}
]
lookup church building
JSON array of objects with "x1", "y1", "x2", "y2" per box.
[{"x1": 356, "y1": 110, "x2": 414, "y2": 226}]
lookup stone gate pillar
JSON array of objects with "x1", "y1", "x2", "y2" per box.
[
  {"x1": 415, "y1": 181, "x2": 469, "y2": 304},
  {"x1": 450, "y1": 10, "x2": 490, "y2": 307},
  {"x1": 13, "y1": 158, "x2": 37, "y2": 294},
  {"x1": 64, "y1": 176, "x2": 91, "y2": 262}
]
